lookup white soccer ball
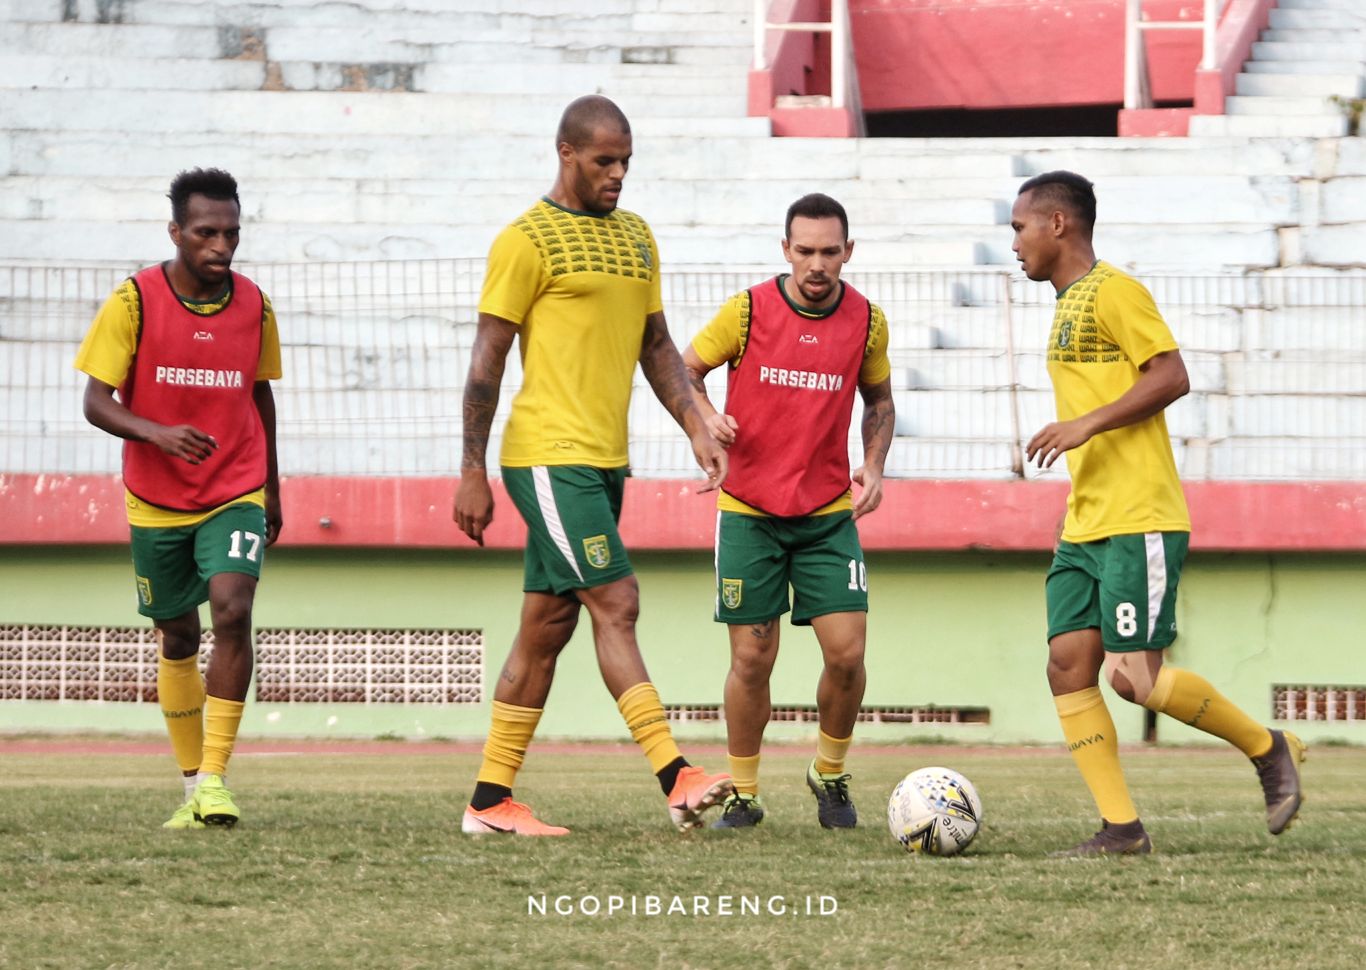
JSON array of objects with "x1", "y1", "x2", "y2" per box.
[{"x1": 887, "y1": 766, "x2": 983, "y2": 856}]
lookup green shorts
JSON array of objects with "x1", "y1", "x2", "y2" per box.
[
  {"x1": 502, "y1": 465, "x2": 634, "y2": 595},
  {"x1": 129, "y1": 502, "x2": 267, "y2": 620},
  {"x1": 1046, "y1": 531, "x2": 1188, "y2": 652},
  {"x1": 714, "y1": 510, "x2": 867, "y2": 626}
]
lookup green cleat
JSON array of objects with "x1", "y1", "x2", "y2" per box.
[
  {"x1": 192, "y1": 774, "x2": 240, "y2": 828},
  {"x1": 806, "y1": 759, "x2": 857, "y2": 829},
  {"x1": 161, "y1": 798, "x2": 205, "y2": 830},
  {"x1": 711, "y1": 793, "x2": 766, "y2": 829}
]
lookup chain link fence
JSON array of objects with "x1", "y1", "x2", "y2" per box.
[{"x1": 2, "y1": 259, "x2": 1363, "y2": 481}]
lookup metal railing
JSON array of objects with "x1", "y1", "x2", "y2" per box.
[
  {"x1": 1124, "y1": 0, "x2": 1232, "y2": 110},
  {"x1": 752, "y1": 0, "x2": 864, "y2": 128},
  {"x1": 2, "y1": 260, "x2": 1364, "y2": 482}
]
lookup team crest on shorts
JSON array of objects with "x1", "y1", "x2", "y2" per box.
[
  {"x1": 583, "y1": 535, "x2": 611, "y2": 569},
  {"x1": 136, "y1": 575, "x2": 153, "y2": 606},
  {"x1": 721, "y1": 578, "x2": 743, "y2": 610}
]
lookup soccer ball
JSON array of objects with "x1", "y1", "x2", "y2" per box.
[{"x1": 887, "y1": 766, "x2": 983, "y2": 856}]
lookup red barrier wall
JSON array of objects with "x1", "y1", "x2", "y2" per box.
[
  {"x1": 4, "y1": 474, "x2": 1364, "y2": 553},
  {"x1": 848, "y1": 0, "x2": 1204, "y2": 112}
]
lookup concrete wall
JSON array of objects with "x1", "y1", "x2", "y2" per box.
[{"x1": 3, "y1": 545, "x2": 1363, "y2": 746}]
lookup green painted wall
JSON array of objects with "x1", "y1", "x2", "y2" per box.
[{"x1": 1, "y1": 546, "x2": 1362, "y2": 745}]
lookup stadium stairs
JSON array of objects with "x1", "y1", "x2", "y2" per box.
[
  {"x1": 1190, "y1": 0, "x2": 1366, "y2": 139},
  {"x1": 2, "y1": 0, "x2": 1366, "y2": 271},
  {"x1": 0, "y1": 0, "x2": 1363, "y2": 483}
]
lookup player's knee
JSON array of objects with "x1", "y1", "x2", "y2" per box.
[
  {"x1": 1045, "y1": 654, "x2": 1093, "y2": 693},
  {"x1": 210, "y1": 593, "x2": 253, "y2": 638},
  {"x1": 822, "y1": 642, "x2": 865, "y2": 682},
  {"x1": 1104, "y1": 659, "x2": 1150, "y2": 706},
  {"x1": 1045, "y1": 632, "x2": 1103, "y2": 693},
  {"x1": 156, "y1": 614, "x2": 200, "y2": 659},
  {"x1": 730, "y1": 646, "x2": 775, "y2": 685},
  {"x1": 539, "y1": 601, "x2": 580, "y2": 641},
  {"x1": 158, "y1": 631, "x2": 199, "y2": 660},
  {"x1": 1044, "y1": 655, "x2": 1070, "y2": 690},
  {"x1": 581, "y1": 581, "x2": 640, "y2": 630},
  {"x1": 545, "y1": 612, "x2": 579, "y2": 648},
  {"x1": 1105, "y1": 665, "x2": 1139, "y2": 703}
]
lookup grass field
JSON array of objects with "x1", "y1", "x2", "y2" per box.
[{"x1": 1, "y1": 740, "x2": 1363, "y2": 970}]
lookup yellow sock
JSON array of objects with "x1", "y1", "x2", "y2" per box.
[
  {"x1": 200, "y1": 695, "x2": 245, "y2": 777},
  {"x1": 476, "y1": 701, "x2": 543, "y2": 789},
  {"x1": 617, "y1": 682, "x2": 682, "y2": 774},
  {"x1": 1055, "y1": 687, "x2": 1139, "y2": 824},
  {"x1": 157, "y1": 652, "x2": 205, "y2": 774},
  {"x1": 814, "y1": 729, "x2": 852, "y2": 775},
  {"x1": 1145, "y1": 666, "x2": 1273, "y2": 757},
  {"x1": 727, "y1": 753, "x2": 761, "y2": 796}
]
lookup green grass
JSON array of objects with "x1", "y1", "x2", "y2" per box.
[{"x1": 2, "y1": 743, "x2": 1364, "y2": 969}]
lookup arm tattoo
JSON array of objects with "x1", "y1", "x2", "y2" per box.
[
  {"x1": 860, "y1": 384, "x2": 895, "y2": 470},
  {"x1": 639, "y1": 313, "x2": 698, "y2": 429},
  {"x1": 461, "y1": 317, "x2": 515, "y2": 471}
]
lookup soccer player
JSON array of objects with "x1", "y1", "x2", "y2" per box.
[
  {"x1": 682, "y1": 193, "x2": 895, "y2": 829},
  {"x1": 453, "y1": 95, "x2": 733, "y2": 835},
  {"x1": 1011, "y1": 170, "x2": 1305, "y2": 855},
  {"x1": 75, "y1": 168, "x2": 282, "y2": 830}
]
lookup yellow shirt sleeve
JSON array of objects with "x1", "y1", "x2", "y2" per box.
[
  {"x1": 257, "y1": 291, "x2": 282, "y2": 381},
  {"x1": 645, "y1": 229, "x2": 663, "y2": 316},
  {"x1": 477, "y1": 225, "x2": 545, "y2": 325},
  {"x1": 1096, "y1": 273, "x2": 1178, "y2": 366},
  {"x1": 860, "y1": 302, "x2": 891, "y2": 385},
  {"x1": 73, "y1": 280, "x2": 140, "y2": 387},
  {"x1": 690, "y1": 291, "x2": 749, "y2": 367}
]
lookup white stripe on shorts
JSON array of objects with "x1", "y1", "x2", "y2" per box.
[
  {"x1": 713, "y1": 510, "x2": 723, "y2": 616},
  {"x1": 532, "y1": 466, "x2": 584, "y2": 583},
  {"x1": 1144, "y1": 532, "x2": 1165, "y2": 644}
]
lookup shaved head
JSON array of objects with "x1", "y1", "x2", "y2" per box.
[{"x1": 556, "y1": 95, "x2": 631, "y2": 149}]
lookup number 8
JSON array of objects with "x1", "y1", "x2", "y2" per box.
[{"x1": 1115, "y1": 602, "x2": 1138, "y2": 638}]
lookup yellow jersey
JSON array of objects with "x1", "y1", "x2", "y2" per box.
[
  {"x1": 1046, "y1": 261, "x2": 1190, "y2": 542},
  {"x1": 479, "y1": 198, "x2": 663, "y2": 469},
  {"x1": 691, "y1": 284, "x2": 891, "y2": 517},
  {"x1": 73, "y1": 274, "x2": 282, "y2": 528}
]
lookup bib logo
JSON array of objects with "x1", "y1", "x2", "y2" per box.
[
  {"x1": 721, "y1": 578, "x2": 743, "y2": 610},
  {"x1": 136, "y1": 575, "x2": 153, "y2": 607},
  {"x1": 583, "y1": 535, "x2": 611, "y2": 569},
  {"x1": 636, "y1": 241, "x2": 653, "y2": 270},
  {"x1": 1057, "y1": 319, "x2": 1073, "y2": 350}
]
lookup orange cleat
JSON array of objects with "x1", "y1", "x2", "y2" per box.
[
  {"x1": 667, "y1": 765, "x2": 734, "y2": 831},
  {"x1": 461, "y1": 797, "x2": 570, "y2": 836}
]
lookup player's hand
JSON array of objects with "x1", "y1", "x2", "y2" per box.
[
  {"x1": 851, "y1": 465, "x2": 884, "y2": 519},
  {"x1": 263, "y1": 486, "x2": 283, "y2": 546},
  {"x1": 454, "y1": 471, "x2": 495, "y2": 545},
  {"x1": 1026, "y1": 418, "x2": 1094, "y2": 469},
  {"x1": 691, "y1": 428, "x2": 728, "y2": 493},
  {"x1": 704, "y1": 411, "x2": 739, "y2": 447},
  {"x1": 150, "y1": 424, "x2": 217, "y2": 464}
]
